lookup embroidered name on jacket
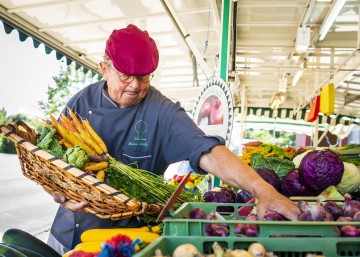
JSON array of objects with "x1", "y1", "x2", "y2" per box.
[{"x1": 128, "y1": 120, "x2": 148, "y2": 147}]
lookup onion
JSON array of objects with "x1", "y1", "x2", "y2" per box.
[
  {"x1": 234, "y1": 224, "x2": 245, "y2": 236},
  {"x1": 324, "y1": 211, "x2": 334, "y2": 221},
  {"x1": 205, "y1": 223, "x2": 229, "y2": 237},
  {"x1": 298, "y1": 202, "x2": 326, "y2": 221},
  {"x1": 243, "y1": 224, "x2": 259, "y2": 237},
  {"x1": 206, "y1": 211, "x2": 217, "y2": 220},
  {"x1": 353, "y1": 211, "x2": 360, "y2": 221},
  {"x1": 235, "y1": 190, "x2": 254, "y2": 203},
  {"x1": 346, "y1": 209, "x2": 360, "y2": 219},
  {"x1": 211, "y1": 224, "x2": 230, "y2": 237},
  {"x1": 245, "y1": 214, "x2": 258, "y2": 221},
  {"x1": 339, "y1": 225, "x2": 360, "y2": 237},
  {"x1": 343, "y1": 194, "x2": 360, "y2": 217},
  {"x1": 336, "y1": 216, "x2": 353, "y2": 222},
  {"x1": 234, "y1": 223, "x2": 259, "y2": 237},
  {"x1": 322, "y1": 201, "x2": 344, "y2": 220},
  {"x1": 189, "y1": 207, "x2": 207, "y2": 219},
  {"x1": 263, "y1": 211, "x2": 287, "y2": 221}
]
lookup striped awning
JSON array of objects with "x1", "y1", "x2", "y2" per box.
[
  {"x1": 1, "y1": 21, "x2": 99, "y2": 78},
  {"x1": 233, "y1": 107, "x2": 360, "y2": 126}
]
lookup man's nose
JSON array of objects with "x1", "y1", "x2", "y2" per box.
[{"x1": 129, "y1": 77, "x2": 140, "y2": 90}]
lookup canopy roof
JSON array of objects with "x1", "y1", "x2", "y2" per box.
[{"x1": 1, "y1": 0, "x2": 360, "y2": 126}]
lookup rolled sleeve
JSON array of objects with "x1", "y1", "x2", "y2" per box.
[
  {"x1": 161, "y1": 103, "x2": 225, "y2": 174},
  {"x1": 188, "y1": 135, "x2": 225, "y2": 174}
]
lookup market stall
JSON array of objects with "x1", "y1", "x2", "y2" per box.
[{"x1": 1, "y1": 0, "x2": 360, "y2": 256}]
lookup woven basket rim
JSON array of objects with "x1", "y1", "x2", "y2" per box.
[{"x1": 0, "y1": 124, "x2": 163, "y2": 220}]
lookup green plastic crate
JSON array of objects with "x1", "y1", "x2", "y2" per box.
[
  {"x1": 135, "y1": 236, "x2": 360, "y2": 257},
  {"x1": 170, "y1": 202, "x2": 254, "y2": 220},
  {"x1": 163, "y1": 202, "x2": 360, "y2": 238}
]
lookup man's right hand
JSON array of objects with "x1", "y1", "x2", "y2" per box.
[{"x1": 52, "y1": 193, "x2": 88, "y2": 212}]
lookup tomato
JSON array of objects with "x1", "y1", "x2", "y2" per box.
[{"x1": 176, "y1": 176, "x2": 183, "y2": 183}]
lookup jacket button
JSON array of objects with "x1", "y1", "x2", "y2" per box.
[
  {"x1": 89, "y1": 110, "x2": 92, "y2": 115},
  {"x1": 75, "y1": 224, "x2": 80, "y2": 228}
]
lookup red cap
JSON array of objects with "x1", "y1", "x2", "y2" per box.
[{"x1": 105, "y1": 24, "x2": 159, "y2": 76}]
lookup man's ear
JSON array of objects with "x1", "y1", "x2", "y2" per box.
[{"x1": 99, "y1": 62, "x2": 109, "y2": 80}]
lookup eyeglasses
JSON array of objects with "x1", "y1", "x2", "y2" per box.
[{"x1": 106, "y1": 63, "x2": 154, "y2": 83}]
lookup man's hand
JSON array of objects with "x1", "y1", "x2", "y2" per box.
[
  {"x1": 52, "y1": 193, "x2": 88, "y2": 212},
  {"x1": 199, "y1": 145, "x2": 300, "y2": 221},
  {"x1": 256, "y1": 187, "x2": 300, "y2": 221}
]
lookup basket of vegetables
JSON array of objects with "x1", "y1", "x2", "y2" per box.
[{"x1": 0, "y1": 110, "x2": 199, "y2": 221}]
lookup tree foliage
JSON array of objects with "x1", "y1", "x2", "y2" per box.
[
  {"x1": 0, "y1": 110, "x2": 32, "y2": 153},
  {"x1": 38, "y1": 62, "x2": 99, "y2": 116},
  {"x1": 1, "y1": 62, "x2": 99, "y2": 153},
  {"x1": 245, "y1": 128, "x2": 296, "y2": 148}
]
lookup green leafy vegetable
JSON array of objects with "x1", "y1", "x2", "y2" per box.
[
  {"x1": 37, "y1": 126, "x2": 65, "y2": 159},
  {"x1": 250, "y1": 152, "x2": 295, "y2": 178},
  {"x1": 333, "y1": 144, "x2": 360, "y2": 164},
  {"x1": 258, "y1": 143, "x2": 294, "y2": 159},
  {"x1": 105, "y1": 157, "x2": 201, "y2": 209}
]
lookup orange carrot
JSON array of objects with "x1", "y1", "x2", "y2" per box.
[
  {"x1": 59, "y1": 113, "x2": 87, "y2": 143},
  {"x1": 49, "y1": 114, "x2": 62, "y2": 137},
  {"x1": 77, "y1": 126, "x2": 104, "y2": 155},
  {"x1": 59, "y1": 113, "x2": 77, "y2": 133},
  {"x1": 59, "y1": 139, "x2": 73, "y2": 148},
  {"x1": 82, "y1": 119, "x2": 108, "y2": 153},
  {"x1": 67, "y1": 107, "x2": 84, "y2": 130},
  {"x1": 56, "y1": 123, "x2": 96, "y2": 155}
]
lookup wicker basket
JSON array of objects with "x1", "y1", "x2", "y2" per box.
[{"x1": 0, "y1": 124, "x2": 163, "y2": 220}]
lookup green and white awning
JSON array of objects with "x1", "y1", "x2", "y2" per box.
[
  {"x1": 232, "y1": 107, "x2": 359, "y2": 139},
  {"x1": 234, "y1": 107, "x2": 360, "y2": 126}
]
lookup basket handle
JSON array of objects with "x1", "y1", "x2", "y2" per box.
[{"x1": 7, "y1": 120, "x2": 37, "y2": 145}]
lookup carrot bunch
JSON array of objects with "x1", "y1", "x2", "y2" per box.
[{"x1": 49, "y1": 107, "x2": 109, "y2": 175}]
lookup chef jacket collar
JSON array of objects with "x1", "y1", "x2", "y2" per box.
[{"x1": 101, "y1": 82, "x2": 119, "y2": 108}]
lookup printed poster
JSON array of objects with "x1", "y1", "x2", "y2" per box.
[{"x1": 192, "y1": 77, "x2": 234, "y2": 146}]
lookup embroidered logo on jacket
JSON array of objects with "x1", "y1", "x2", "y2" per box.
[{"x1": 128, "y1": 120, "x2": 148, "y2": 147}]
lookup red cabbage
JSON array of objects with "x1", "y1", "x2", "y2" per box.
[
  {"x1": 280, "y1": 169, "x2": 315, "y2": 197},
  {"x1": 256, "y1": 168, "x2": 281, "y2": 191},
  {"x1": 298, "y1": 149, "x2": 344, "y2": 193},
  {"x1": 203, "y1": 186, "x2": 235, "y2": 212}
]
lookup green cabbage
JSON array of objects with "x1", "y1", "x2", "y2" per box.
[
  {"x1": 250, "y1": 153, "x2": 295, "y2": 179},
  {"x1": 336, "y1": 162, "x2": 360, "y2": 194}
]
